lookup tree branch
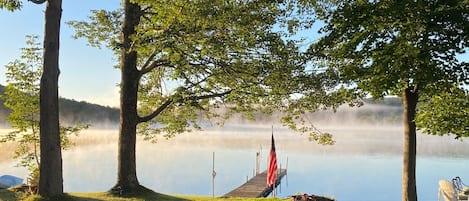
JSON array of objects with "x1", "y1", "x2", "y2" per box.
[
  {"x1": 192, "y1": 89, "x2": 233, "y2": 101},
  {"x1": 28, "y1": 0, "x2": 46, "y2": 4},
  {"x1": 140, "y1": 52, "x2": 157, "y2": 70},
  {"x1": 137, "y1": 89, "x2": 233, "y2": 123},
  {"x1": 138, "y1": 99, "x2": 173, "y2": 123},
  {"x1": 141, "y1": 60, "x2": 171, "y2": 75}
]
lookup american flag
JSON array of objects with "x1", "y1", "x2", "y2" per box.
[{"x1": 266, "y1": 134, "x2": 277, "y2": 187}]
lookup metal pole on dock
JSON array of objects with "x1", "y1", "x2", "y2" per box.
[
  {"x1": 279, "y1": 163, "x2": 282, "y2": 194},
  {"x1": 212, "y1": 152, "x2": 216, "y2": 197},
  {"x1": 286, "y1": 156, "x2": 289, "y2": 187},
  {"x1": 256, "y1": 151, "x2": 260, "y2": 175},
  {"x1": 270, "y1": 179, "x2": 275, "y2": 198}
]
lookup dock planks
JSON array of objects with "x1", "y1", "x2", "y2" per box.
[{"x1": 223, "y1": 169, "x2": 287, "y2": 198}]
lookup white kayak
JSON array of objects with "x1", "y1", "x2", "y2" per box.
[{"x1": 0, "y1": 175, "x2": 23, "y2": 189}]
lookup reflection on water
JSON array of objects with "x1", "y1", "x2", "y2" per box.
[{"x1": 1, "y1": 125, "x2": 468, "y2": 201}]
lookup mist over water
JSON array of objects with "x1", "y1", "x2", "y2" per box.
[{"x1": 1, "y1": 110, "x2": 468, "y2": 201}]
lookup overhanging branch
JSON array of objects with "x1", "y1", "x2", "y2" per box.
[
  {"x1": 137, "y1": 89, "x2": 233, "y2": 123},
  {"x1": 140, "y1": 52, "x2": 157, "y2": 71},
  {"x1": 29, "y1": 0, "x2": 46, "y2": 4},
  {"x1": 138, "y1": 99, "x2": 173, "y2": 123},
  {"x1": 140, "y1": 59, "x2": 171, "y2": 75},
  {"x1": 192, "y1": 89, "x2": 233, "y2": 101}
]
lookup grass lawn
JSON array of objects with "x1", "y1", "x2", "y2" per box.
[
  {"x1": 0, "y1": 189, "x2": 288, "y2": 201},
  {"x1": 0, "y1": 189, "x2": 16, "y2": 201}
]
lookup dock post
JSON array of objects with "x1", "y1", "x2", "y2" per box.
[
  {"x1": 256, "y1": 150, "x2": 260, "y2": 175},
  {"x1": 212, "y1": 152, "x2": 216, "y2": 197}
]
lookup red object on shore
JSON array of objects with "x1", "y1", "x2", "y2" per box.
[{"x1": 267, "y1": 134, "x2": 277, "y2": 187}]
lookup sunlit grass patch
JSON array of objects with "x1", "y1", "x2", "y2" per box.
[
  {"x1": 0, "y1": 189, "x2": 18, "y2": 201},
  {"x1": 1, "y1": 188, "x2": 288, "y2": 201}
]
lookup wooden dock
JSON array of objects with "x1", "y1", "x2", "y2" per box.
[{"x1": 223, "y1": 169, "x2": 287, "y2": 198}]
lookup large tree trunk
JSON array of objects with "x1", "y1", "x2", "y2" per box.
[
  {"x1": 402, "y1": 86, "x2": 418, "y2": 201},
  {"x1": 111, "y1": 0, "x2": 142, "y2": 194},
  {"x1": 39, "y1": 0, "x2": 63, "y2": 197}
]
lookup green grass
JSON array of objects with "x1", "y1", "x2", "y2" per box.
[
  {"x1": 0, "y1": 189, "x2": 17, "y2": 201},
  {"x1": 0, "y1": 189, "x2": 288, "y2": 201}
]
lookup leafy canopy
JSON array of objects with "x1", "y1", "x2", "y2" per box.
[
  {"x1": 416, "y1": 87, "x2": 469, "y2": 138},
  {"x1": 308, "y1": 0, "x2": 469, "y2": 138},
  {"x1": 68, "y1": 0, "x2": 356, "y2": 144}
]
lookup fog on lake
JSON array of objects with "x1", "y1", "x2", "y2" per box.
[{"x1": 1, "y1": 123, "x2": 468, "y2": 201}]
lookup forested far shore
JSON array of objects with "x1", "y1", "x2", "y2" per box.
[
  {"x1": 0, "y1": 84, "x2": 403, "y2": 128},
  {"x1": 0, "y1": 84, "x2": 119, "y2": 127}
]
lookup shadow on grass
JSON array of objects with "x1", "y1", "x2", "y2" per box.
[
  {"x1": 112, "y1": 186, "x2": 191, "y2": 201},
  {"x1": 65, "y1": 190, "x2": 191, "y2": 201},
  {"x1": 1, "y1": 187, "x2": 191, "y2": 201},
  {"x1": 0, "y1": 189, "x2": 17, "y2": 201}
]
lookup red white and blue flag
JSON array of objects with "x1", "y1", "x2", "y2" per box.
[{"x1": 267, "y1": 134, "x2": 277, "y2": 187}]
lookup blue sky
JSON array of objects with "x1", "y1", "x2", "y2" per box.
[
  {"x1": 0, "y1": 1, "x2": 322, "y2": 109},
  {"x1": 1, "y1": 2, "x2": 467, "y2": 108},
  {"x1": 0, "y1": 1, "x2": 121, "y2": 107}
]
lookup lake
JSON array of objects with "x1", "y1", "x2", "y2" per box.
[{"x1": 1, "y1": 124, "x2": 468, "y2": 201}]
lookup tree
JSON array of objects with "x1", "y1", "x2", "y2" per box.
[
  {"x1": 39, "y1": 0, "x2": 62, "y2": 197},
  {"x1": 307, "y1": 1, "x2": 469, "y2": 201},
  {"x1": 1, "y1": 0, "x2": 64, "y2": 197},
  {"x1": 69, "y1": 0, "x2": 354, "y2": 194},
  {"x1": 1, "y1": 36, "x2": 43, "y2": 190},
  {"x1": 0, "y1": 35, "x2": 87, "y2": 194}
]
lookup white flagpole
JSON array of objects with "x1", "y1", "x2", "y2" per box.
[{"x1": 212, "y1": 152, "x2": 216, "y2": 197}]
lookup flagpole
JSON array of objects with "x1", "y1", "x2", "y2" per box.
[
  {"x1": 256, "y1": 150, "x2": 260, "y2": 175},
  {"x1": 271, "y1": 125, "x2": 277, "y2": 198},
  {"x1": 267, "y1": 125, "x2": 278, "y2": 197},
  {"x1": 286, "y1": 156, "x2": 289, "y2": 188},
  {"x1": 271, "y1": 125, "x2": 276, "y2": 198},
  {"x1": 212, "y1": 152, "x2": 216, "y2": 197},
  {"x1": 279, "y1": 163, "x2": 282, "y2": 194}
]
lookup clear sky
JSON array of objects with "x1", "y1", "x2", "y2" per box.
[
  {"x1": 0, "y1": 1, "x2": 121, "y2": 107},
  {"x1": 1, "y1": 2, "x2": 467, "y2": 108}
]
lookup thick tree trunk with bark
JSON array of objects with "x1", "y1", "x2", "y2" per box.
[
  {"x1": 39, "y1": 0, "x2": 63, "y2": 197},
  {"x1": 402, "y1": 86, "x2": 418, "y2": 201},
  {"x1": 111, "y1": 0, "x2": 142, "y2": 194}
]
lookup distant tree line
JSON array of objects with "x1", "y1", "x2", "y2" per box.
[
  {"x1": 2, "y1": 83, "x2": 400, "y2": 128},
  {"x1": 0, "y1": 84, "x2": 119, "y2": 127},
  {"x1": 58, "y1": 98, "x2": 119, "y2": 126}
]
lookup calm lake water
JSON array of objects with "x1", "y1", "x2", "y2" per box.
[{"x1": 1, "y1": 124, "x2": 468, "y2": 201}]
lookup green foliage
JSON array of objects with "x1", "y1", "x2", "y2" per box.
[
  {"x1": 308, "y1": 0, "x2": 469, "y2": 137},
  {"x1": 0, "y1": 0, "x2": 22, "y2": 11},
  {"x1": 416, "y1": 87, "x2": 469, "y2": 139},
  {"x1": 67, "y1": 9, "x2": 123, "y2": 52},
  {"x1": 1, "y1": 35, "x2": 42, "y2": 173},
  {"x1": 68, "y1": 1, "x2": 354, "y2": 145},
  {"x1": 0, "y1": 35, "x2": 88, "y2": 192},
  {"x1": 302, "y1": 2, "x2": 469, "y2": 199}
]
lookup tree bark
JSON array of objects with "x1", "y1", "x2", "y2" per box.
[
  {"x1": 39, "y1": 0, "x2": 63, "y2": 197},
  {"x1": 402, "y1": 86, "x2": 418, "y2": 201},
  {"x1": 111, "y1": 0, "x2": 142, "y2": 194}
]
